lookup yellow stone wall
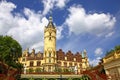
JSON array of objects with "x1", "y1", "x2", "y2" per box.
[{"x1": 103, "y1": 51, "x2": 120, "y2": 79}]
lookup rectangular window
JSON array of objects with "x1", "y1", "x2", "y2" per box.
[
  {"x1": 65, "y1": 57, "x2": 67, "y2": 60},
  {"x1": 69, "y1": 63, "x2": 72, "y2": 66},
  {"x1": 30, "y1": 61, "x2": 33, "y2": 66},
  {"x1": 64, "y1": 62, "x2": 67, "y2": 67},
  {"x1": 37, "y1": 61, "x2": 41, "y2": 66}
]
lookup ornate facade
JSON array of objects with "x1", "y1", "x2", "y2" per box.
[
  {"x1": 103, "y1": 50, "x2": 120, "y2": 79},
  {"x1": 19, "y1": 16, "x2": 89, "y2": 74}
]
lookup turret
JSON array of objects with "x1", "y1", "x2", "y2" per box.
[
  {"x1": 82, "y1": 49, "x2": 89, "y2": 71},
  {"x1": 83, "y1": 49, "x2": 87, "y2": 58},
  {"x1": 43, "y1": 15, "x2": 57, "y2": 72}
]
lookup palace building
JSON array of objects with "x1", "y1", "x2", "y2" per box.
[
  {"x1": 19, "y1": 16, "x2": 89, "y2": 74},
  {"x1": 103, "y1": 49, "x2": 120, "y2": 79}
]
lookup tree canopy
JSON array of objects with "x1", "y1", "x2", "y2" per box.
[
  {"x1": 105, "y1": 45, "x2": 120, "y2": 56},
  {"x1": 0, "y1": 35, "x2": 22, "y2": 66}
]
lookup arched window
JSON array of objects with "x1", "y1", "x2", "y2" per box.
[{"x1": 49, "y1": 52, "x2": 51, "y2": 57}]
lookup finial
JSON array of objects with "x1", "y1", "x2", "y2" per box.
[
  {"x1": 82, "y1": 52, "x2": 84, "y2": 58},
  {"x1": 83, "y1": 49, "x2": 87, "y2": 58},
  {"x1": 84, "y1": 49, "x2": 87, "y2": 53},
  {"x1": 49, "y1": 10, "x2": 53, "y2": 22},
  {"x1": 25, "y1": 48, "x2": 29, "y2": 53}
]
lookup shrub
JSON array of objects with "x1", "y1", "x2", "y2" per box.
[
  {"x1": 29, "y1": 68, "x2": 34, "y2": 73},
  {"x1": 35, "y1": 68, "x2": 42, "y2": 73}
]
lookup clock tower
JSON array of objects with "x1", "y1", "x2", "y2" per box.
[{"x1": 43, "y1": 16, "x2": 57, "y2": 72}]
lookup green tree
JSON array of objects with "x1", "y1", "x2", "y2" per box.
[
  {"x1": 0, "y1": 35, "x2": 22, "y2": 63},
  {"x1": 105, "y1": 45, "x2": 120, "y2": 56},
  {"x1": 115, "y1": 45, "x2": 120, "y2": 51},
  {"x1": 105, "y1": 49, "x2": 114, "y2": 56},
  {"x1": 0, "y1": 35, "x2": 22, "y2": 79}
]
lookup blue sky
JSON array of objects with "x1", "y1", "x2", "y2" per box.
[{"x1": 0, "y1": 0, "x2": 120, "y2": 66}]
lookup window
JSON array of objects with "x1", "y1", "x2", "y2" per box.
[
  {"x1": 22, "y1": 58, "x2": 25, "y2": 61},
  {"x1": 49, "y1": 37, "x2": 52, "y2": 40},
  {"x1": 30, "y1": 61, "x2": 34, "y2": 66},
  {"x1": 69, "y1": 63, "x2": 72, "y2": 66},
  {"x1": 49, "y1": 59, "x2": 51, "y2": 63},
  {"x1": 58, "y1": 61, "x2": 61, "y2": 65},
  {"x1": 49, "y1": 52, "x2": 51, "y2": 57},
  {"x1": 74, "y1": 58, "x2": 76, "y2": 61},
  {"x1": 60, "y1": 57, "x2": 64, "y2": 60},
  {"x1": 65, "y1": 57, "x2": 67, "y2": 60},
  {"x1": 79, "y1": 64, "x2": 81, "y2": 67},
  {"x1": 48, "y1": 66, "x2": 51, "y2": 72},
  {"x1": 64, "y1": 62, "x2": 67, "y2": 67},
  {"x1": 37, "y1": 61, "x2": 41, "y2": 66},
  {"x1": 75, "y1": 63, "x2": 77, "y2": 66}
]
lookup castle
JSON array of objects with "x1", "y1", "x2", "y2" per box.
[{"x1": 19, "y1": 16, "x2": 89, "y2": 74}]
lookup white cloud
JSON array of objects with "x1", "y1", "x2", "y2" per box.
[
  {"x1": 105, "y1": 31, "x2": 114, "y2": 38},
  {"x1": 42, "y1": 0, "x2": 69, "y2": 15},
  {"x1": 89, "y1": 57, "x2": 101, "y2": 66},
  {"x1": 30, "y1": 42, "x2": 44, "y2": 52},
  {"x1": 0, "y1": 1, "x2": 63, "y2": 52},
  {"x1": 65, "y1": 5, "x2": 116, "y2": 36},
  {"x1": 56, "y1": 26, "x2": 63, "y2": 39},
  {"x1": 94, "y1": 48, "x2": 103, "y2": 56},
  {"x1": 0, "y1": 1, "x2": 16, "y2": 35},
  {"x1": 55, "y1": 0, "x2": 68, "y2": 8}
]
